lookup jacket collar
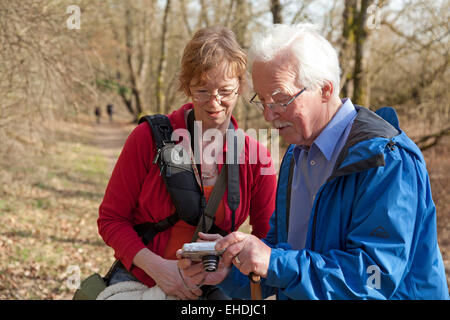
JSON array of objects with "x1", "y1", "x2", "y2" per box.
[{"x1": 327, "y1": 106, "x2": 400, "y2": 181}]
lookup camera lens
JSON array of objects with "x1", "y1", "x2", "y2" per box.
[{"x1": 202, "y1": 255, "x2": 219, "y2": 272}]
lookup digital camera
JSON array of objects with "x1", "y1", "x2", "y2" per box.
[{"x1": 181, "y1": 242, "x2": 225, "y2": 272}]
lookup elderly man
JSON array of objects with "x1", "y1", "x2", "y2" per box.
[{"x1": 178, "y1": 24, "x2": 449, "y2": 300}]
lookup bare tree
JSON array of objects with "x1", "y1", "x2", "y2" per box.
[
  {"x1": 0, "y1": 0, "x2": 96, "y2": 155},
  {"x1": 156, "y1": 0, "x2": 172, "y2": 114},
  {"x1": 351, "y1": 0, "x2": 372, "y2": 106},
  {"x1": 270, "y1": 0, "x2": 283, "y2": 24},
  {"x1": 179, "y1": 0, "x2": 193, "y2": 36},
  {"x1": 338, "y1": 0, "x2": 377, "y2": 106},
  {"x1": 124, "y1": 5, "x2": 144, "y2": 118}
]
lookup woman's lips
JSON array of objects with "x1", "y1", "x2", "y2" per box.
[{"x1": 206, "y1": 110, "x2": 225, "y2": 118}]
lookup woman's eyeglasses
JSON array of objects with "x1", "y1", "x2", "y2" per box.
[{"x1": 191, "y1": 86, "x2": 239, "y2": 102}]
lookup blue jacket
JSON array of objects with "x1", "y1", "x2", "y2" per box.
[{"x1": 219, "y1": 106, "x2": 449, "y2": 299}]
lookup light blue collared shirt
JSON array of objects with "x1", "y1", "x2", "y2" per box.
[{"x1": 287, "y1": 98, "x2": 357, "y2": 250}]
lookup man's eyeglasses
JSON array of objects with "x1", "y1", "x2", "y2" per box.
[
  {"x1": 191, "y1": 86, "x2": 239, "y2": 103},
  {"x1": 250, "y1": 88, "x2": 307, "y2": 112}
]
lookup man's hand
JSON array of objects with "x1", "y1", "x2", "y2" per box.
[{"x1": 215, "y1": 231, "x2": 271, "y2": 278}]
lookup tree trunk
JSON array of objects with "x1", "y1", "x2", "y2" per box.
[
  {"x1": 339, "y1": 0, "x2": 356, "y2": 97},
  {"x1": 125, "y1": 6, "x2": 143, "y2": 118},
  {"x1": 339, "y1": 0, "x2": 374, "y2": 105},
  {"x1": 180, "y1": 0, "x2": 193, "y2": 36},
  {"x1": 155, "y1": 0, "x2": 171, "y2": 114},
  {"x1": 352, "y1": 0, "x2": 371, "y2": 106},
  {"x1": 199, "y1": 0, "x2": 210, "y2": 27},
  {"x1": 232, "y1": 0, "x2": 249, "y2": 48},
  {"x1": 270, "y1": 0, "x2": 283, "y2": 24}
]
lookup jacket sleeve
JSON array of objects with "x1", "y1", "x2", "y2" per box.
[
  {"x1": 219, "y1": 208, "x2": 291, "y2": 299},
  {"x1": 97, "y1": 123, "x2": 152, "y2": 270},
  {"x1": 264, "y1": 146, "x2": 424, "y2": 299}
]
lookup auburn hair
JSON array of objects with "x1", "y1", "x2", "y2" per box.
[{"x1": 178, "y1": 26, "x2": 247, "y2": 96}]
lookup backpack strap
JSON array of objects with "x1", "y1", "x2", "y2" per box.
[
  {"x1": 227, "y1": 130, "x2": 240, "y2": 233},
  {"x1": 133, "y1": 214, "x2": 179, "y2": 245},
  {"x1": 134, "y1": 115, "x2": 181, "y2": 245},
  {"x1": 191, "y1": 166, "x2": 227, "y2": 242},
  {"x1": 138, "y1": 115, "x2": 173, "y2": 150}
]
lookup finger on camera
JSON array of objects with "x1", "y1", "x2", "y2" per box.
[
  {"x1": 182, "y1": 261, "x2": 205, "y2": 277},
  {"x1": 198, "y1": 232, "x2": 222, "y2": 242},
  {"x1": 223, "y1": 242, "x2": 246, "y2": 264},
  {"x1": 177, "y1": 256, "x2": 193, "y2": 269},
  {"x1": 215, "y1": 231, "x2": 246, "y2": 251},
  {"x1": 175, "y1": 249, "x2": 185, "y2": 260}
]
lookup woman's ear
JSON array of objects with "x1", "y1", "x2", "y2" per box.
[{"x1": 321, "y1": 82, "x2": 333, "y2": 103}]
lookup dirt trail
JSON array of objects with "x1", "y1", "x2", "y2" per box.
[{"x1": 93, "y1": 120, "x2": 135, "y2": 175}]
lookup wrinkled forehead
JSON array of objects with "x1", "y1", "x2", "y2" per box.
[{"x1": 251, "y1": 58, "x2": 299, "y2": 97}]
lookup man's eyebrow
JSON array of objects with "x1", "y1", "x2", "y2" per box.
[
  {"x1": 271, "y1": 89, "x2": 282, "y2": 97},
  {"x1": 255, "y1": 88, "x2": 286, "y2": 100}
]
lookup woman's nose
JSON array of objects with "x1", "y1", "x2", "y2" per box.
[{"x1": 207, "y1": 94, "x2": 222, "y2": 107}]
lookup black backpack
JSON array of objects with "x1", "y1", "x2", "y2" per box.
[{"x1": 133, "y1": 112, "x2": 241, "y2": 245}]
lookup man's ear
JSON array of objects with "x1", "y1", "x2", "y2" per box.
[{"x1": 321, "y1": 82, "x2": 333, "y2": 102}]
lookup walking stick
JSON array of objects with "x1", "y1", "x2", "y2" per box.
[{"x1": 249, "y1": 273, "x2": 262, "y2": 300}]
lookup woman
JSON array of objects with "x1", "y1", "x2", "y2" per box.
[{"x1": 97, "y1": 26, "x2": 277, "y2": 300}]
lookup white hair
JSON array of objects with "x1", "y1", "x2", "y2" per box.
[{"x1": 248, "y1": 24, "x2": 341, "y2": 97}]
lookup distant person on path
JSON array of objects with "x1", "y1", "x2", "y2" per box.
[
  {"x1": 106, "y1": 103, "x2": 114, "y2": 123},
  {"x1": 95, "y1": 106, "x2": 101, "y2": 124},
  {"x1": 178, "y1": 24, "x2": 449, "y2": 300},
  {"x1": 98, "y1": 26, "x2": 277, "y2": 300}
]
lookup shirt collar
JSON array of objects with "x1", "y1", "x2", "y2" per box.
[{"x1": 311, "y1": 98, "x2": 357, "y2": 161}]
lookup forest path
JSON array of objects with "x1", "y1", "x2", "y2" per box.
[{"x1": 93, "y1": 118, "x2": 135, "y2": 175}]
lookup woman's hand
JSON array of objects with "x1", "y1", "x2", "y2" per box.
[
  {"x1": 176, "y1": 232, "x2": 231, "y2": 286},
  {"x1": 152, "y1": 259, "x2": 203, "y2": 300},
  {"x1": 196, "y1": 232, "x2": 223, "y2": 242},
  {"x1": 132, "y1": 248, "x2": 202, "y2": 300}
]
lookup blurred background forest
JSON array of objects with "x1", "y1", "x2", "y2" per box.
[{"x1": 0, "y1": 0, "x2": 448, "y2": 299}]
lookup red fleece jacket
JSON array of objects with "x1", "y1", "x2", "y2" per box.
[{"x1": 97, "y1": 103, "x2": 277, "y2": 288}]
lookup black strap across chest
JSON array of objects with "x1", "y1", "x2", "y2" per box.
[{"x1": 134, "y1": 112, "x2": 240, "y2": 245}]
